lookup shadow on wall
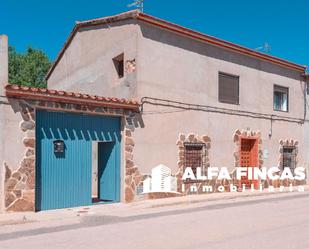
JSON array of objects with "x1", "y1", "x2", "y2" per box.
[
  {"x1": 140, "y1": 22, "x2": 302, "y2": 81},
  {"x1": 129, "y1": 112, "x2": 145, "y2": 129},
  {"x1": 9, "y1": 99, "x2": 145, "y2": 133}
]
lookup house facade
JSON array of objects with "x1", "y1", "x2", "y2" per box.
[
  {"x1": 46, "y1": 11, "x2": 308, "y2": 199},
  {"x1": 0, "y1": 10, "x2": 308, "y2": 212}
]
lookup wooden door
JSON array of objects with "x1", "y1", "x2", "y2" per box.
[{"x1": 239, "y1": 138, "x2": 259, "y2": 188}]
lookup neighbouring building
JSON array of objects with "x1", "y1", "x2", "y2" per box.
[
  {"x1": 0, "y1": 10, "x2": 308, "y2": 212},
  {"x1": 0, "y1": 35, "x2": 140, "y2": 212}
]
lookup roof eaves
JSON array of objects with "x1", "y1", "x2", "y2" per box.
[
  {"x1": 137, "y1": 12, "x2": 306, "y2": 72},
  {"x1": 5, "y1": 84, "x2": 140, "y2": 110}
]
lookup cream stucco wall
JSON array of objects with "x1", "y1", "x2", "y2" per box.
[
  {"x1": 0, "y1": 36, "x2": 27, "y2": 212},
  {"x1": 132, "y1": 22, "x2": 306, "y2": 175},
  {"x1": 47, "y1": 21, "x2": 307, "y2": 177},
  {"x1": 48, "y1": 20, "x2": 139, "y2": 99}
]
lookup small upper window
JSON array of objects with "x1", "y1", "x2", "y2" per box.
[
  {"x1": 113, "y1": 53, "x2": 124, "y2": 78},
  {"x1": 218, "y1": 72, "x2": 239, "y2": 105},
  {"x1": 274, "y1": 85, "x2": 288, "y2": 112}
]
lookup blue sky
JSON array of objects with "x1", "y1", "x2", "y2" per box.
[{"x1": 1, "y1": 0, "x2": 308, "y2": 68}]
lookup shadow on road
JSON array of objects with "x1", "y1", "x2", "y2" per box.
[{"x1": 0, "y1": 192, "x2": 308, "y2": 241}]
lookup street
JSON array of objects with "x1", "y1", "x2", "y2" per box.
[{"x1": 0, "y1": 193, "x2": 309, "y2": 249}]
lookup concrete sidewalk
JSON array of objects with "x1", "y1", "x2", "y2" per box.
[{"x1": 0, "y1": 184, "x2": 308, "y2": 229}]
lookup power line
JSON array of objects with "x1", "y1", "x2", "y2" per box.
[{"x1": 141, "y1": 96, "x2": 305, "y2": 124}]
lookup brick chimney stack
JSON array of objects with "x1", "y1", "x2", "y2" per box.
[{"x1": 0, "y1": 35, "x2": 8, "y2": 95}]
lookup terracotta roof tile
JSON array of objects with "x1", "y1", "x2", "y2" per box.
[{"x1": 5, "y1": 84, "x2": 140, "y2": 110}]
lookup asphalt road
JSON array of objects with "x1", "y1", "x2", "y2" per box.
[{"x1": 0, "y1": 193, "x2": 309, "y2": 249}]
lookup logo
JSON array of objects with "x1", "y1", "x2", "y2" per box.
[
  {"x1": 182, "y1": 166, "x2": 306, "y2": 181},
  {"x1": 142, "y1": 164, "x2": 177, "y2": 193},
  {"x1": 181, "y1": 166, "x2": 306, "y2": 193}
]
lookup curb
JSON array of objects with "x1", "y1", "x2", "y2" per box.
[
  {"x1": 0, "y1": 185, "x2": 308, "y2": 226},
  {"x1": 147, "y1": 185, "x2": 309, "y2": 208}
]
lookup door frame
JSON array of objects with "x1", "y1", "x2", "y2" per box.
[
  {"x1": 238, "y1": 136, "x2": 259, "y2": 189},
  {"x1": 95, "y1": 141, "x2": 120, "y2": 203}
]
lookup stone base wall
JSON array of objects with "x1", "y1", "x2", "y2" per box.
[
  {"x1": 181, "y1": 175, "x2": 306, "y2": 195},
  {"x1": 144, "y1": 192, "x2": 182, "y2": 200},
  {"x1": 4, "y1": 105, "x2": 35, "y2": 211},
  {"x1": 4, "y1": 98, "x2": 141, "y2": 211},
  {"x1": 124, "y1": 128, "x2": 143, "y2": 202},
  {"x1": 177, "y1": 129, "x2": 306, "y2": 196}
]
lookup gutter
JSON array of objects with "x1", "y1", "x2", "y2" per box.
[{"x1": 137, "y1": 12, "x2": 307, "y2": 72}]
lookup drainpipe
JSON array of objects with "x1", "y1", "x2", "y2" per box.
[
  {"x1": 301, "y1": 72, "x2": 309, "y2": 181},
  {"x1": 0, "y1": 35, "x2": 8, "y2": 212},
  {"x1": 301, "y1": 72, "x2": 307, "y2": 122}
]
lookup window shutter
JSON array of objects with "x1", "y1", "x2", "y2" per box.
[{"x1": 218, "y1": 73, "x2": 239, "y2": 104}]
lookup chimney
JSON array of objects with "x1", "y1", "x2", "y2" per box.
[{"x1": 0, "y1": 35, "x2": 8, "y2": 95}]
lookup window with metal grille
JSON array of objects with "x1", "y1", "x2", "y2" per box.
[
  {"x1": 218, "y1": 72, "x2": 239, "y2": 105},
  {"x1": 274, "y1": 85, "x2": 288, "y2": 112},
  {"x1": 282, "y1": 146, "x2": 296, "y2": 172},
  {"x1": 184, "y1": 143, "x2": 206, "y2": 181}
]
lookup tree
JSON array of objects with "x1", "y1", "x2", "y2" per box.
[{"x1": 9, "y1": 46, "x2": 52, "y2": 88}]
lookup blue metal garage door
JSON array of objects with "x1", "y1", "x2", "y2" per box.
[{"x1": 35, "y1": 110, "x2": 121, "y2": 211}]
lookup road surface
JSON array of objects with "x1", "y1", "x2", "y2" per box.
[{"x1": 0, "y1": 193, "x2": 308, "y2": 249}]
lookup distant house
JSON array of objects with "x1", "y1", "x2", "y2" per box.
[{"x1": 0, "y1": 10, "x2": 308, "y2": 212}]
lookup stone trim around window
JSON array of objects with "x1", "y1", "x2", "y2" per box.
[
  {"x1": 233, "y1": 128, "x2": 263, "y2": 168},
  {"x1": 175, "y1": 133, "x2": 211, "y2": 193},
  {"x1": 276, "y1": 139, "x2": 306, "y2": 187},
  {"x1": 278, "y1": 139, "x2": 298, "y2": 171}
]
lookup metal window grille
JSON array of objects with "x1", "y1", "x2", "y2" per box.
[
  {"x1": 282, "y1": 146, "x2": 296, "y2": 172},
  {"x1": 184, "y1": 143, "x2": 206, "y2": 181}
]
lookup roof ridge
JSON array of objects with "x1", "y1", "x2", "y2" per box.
[
  {"x1": 45, "y1": 10, "x2": 306, "y2": 80},
  {"x1": 76, "y1": 9, "x2": 140, "y2": 26}
]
